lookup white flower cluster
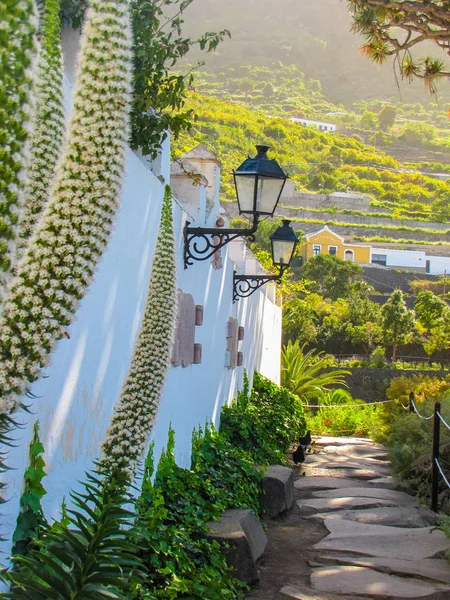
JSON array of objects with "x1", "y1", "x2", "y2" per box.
[
  {"x1": 102, "y1": 186, "x2": 177, "y2": 473},
  {"x1": 18, "y1": 0, "x2": 65, "y2": 257},
  {"x1": 0, "y1": 0, "x2": 38, "y2": 308},
  {"x1": 0, "y1": 0, "x2": 133, "y2": 414}
]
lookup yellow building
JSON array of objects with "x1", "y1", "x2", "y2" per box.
[{"x1": 298, "y1": 226, "x2": 371, "y2": 264}]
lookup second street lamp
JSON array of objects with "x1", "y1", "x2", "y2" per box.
[
  {"x1": 233, "y1": 220, "x2": 298, "y2": 301},
  {"x1": 184, "y1": 145, "x2": 288, "y2": 268}
]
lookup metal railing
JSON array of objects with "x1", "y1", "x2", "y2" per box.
[
  {"x1": 332, "y1": 354, "x2": 450, "y2": 370},
  {"x1": 409, "y1": 393, "x2": 450, "y2": 512},
  {"x1": 302, "y1": 392, "x2": 450, "y2": 512}
]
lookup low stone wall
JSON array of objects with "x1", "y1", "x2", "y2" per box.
[
  {"x1": 278, "y1": 207, "x2": 450, "y2": 233},
  {"x1": 289, "y1": 221, "x2": 448, "y2": 243},
  {"x1": 280, "y1": 191, "x2": 372, "y2": 212},
  {"x1": 326, "y1": 367, "x2": 449, "y2": 403}
]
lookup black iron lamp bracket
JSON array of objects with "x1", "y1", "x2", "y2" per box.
[
  {"x1": 184, "y1": 217, "x2": 259, "y2": 268},
  {"x1": 233, "y1": 265, "x2": 286, "y2": 302}
]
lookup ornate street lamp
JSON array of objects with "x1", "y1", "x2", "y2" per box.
[
  {"x1": 233, "y1": 220, "x2": 298, "y2": 301},
  {"x1": 184, "y1": 145, "x2": 287, "y2": 268}
]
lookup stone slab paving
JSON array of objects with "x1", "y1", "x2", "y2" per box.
[
  {"x1": 310, "y1": 566, "x2": 450, "y2": 598},
  {"x1": 305, "y1": 455, "x2": 391, "y2": 468},
  {"x1": 301, "y1": 466, "x2": 384, "y2": 480},
  {"x1": 308, "y1": 462, "x2": 391, "y2": 475},
  {"x1": 366, "y1": 476, "x2": 401, "y2": 489},
  {"x1": 295, "y1": 476, "x2": 380, "y2": 491},
  {"x1": 295, "y1": 476, "x2": 401, "y2": 492},
  {"x1": 314, "y1": 528, "x2": 450, "y2": 560},
  {"x1": 307, "y1": 506, "x2": 436, "y2": 528},
  {"x1": 277, "y1": 584, "x2": 372, "y2": 600},
  {"x1": 315, "y1": 555, "x2": 450, "y2": 585},
  {"x1": 321, "y1": 519, "x2": 432, "y2": 538},
  {"x1": 298, "y1": 497, "x2": 400, "y2": 516},
  {"x1": 286, "y1": 436, "x2": 450, "y2": 599},
  {"x1": 312, "y1": 487, "x2": 416, "y2": 506}
]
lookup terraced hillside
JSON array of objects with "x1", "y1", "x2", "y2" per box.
[{"x1": 173, "y1": 94, "x2": 450, "y2": 253}]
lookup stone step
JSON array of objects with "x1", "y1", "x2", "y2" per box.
[
  {"x1": 307, "y1": 461, "x2": 391, "y2": 475},
  {"x1": 366, "y1": 476, "x2": 400, "y2": 489},
  {"x1": 314, "y1": 522, "x2": 450, "y2": 560},
  {"x1": 298, "y1": 497, "x2": 399, "y2": 516},
  {"x1": 315, "y1": 555, "x2": 450, "y2": 585},
  {"x1": 307, "y1": 506, "x2": 436, "y2": 528},
  {"x1": 311, "y1": 487, "x2": 415, "y2": 507},
  {"x1": 277, "y1": 583, "x2": 372, "y2": 599},
  {"x1": 305, "y1": 454, "x2": 390, "y2": 467},
  {"x1": 322, "y1": 518, "x2": 429, "y2": 538},
  {"x1": 295, "y1": 476, "x2": 379, "y2": 491},
  {"x1": 302, "y1": 467, "x2": 384, "y2": 480},
  {"x1": 311, "y1": 565, "x2": 450, "y2": 599},
  {"x1": 295, "y1": 476, "x2": 400, "y2": 492}
]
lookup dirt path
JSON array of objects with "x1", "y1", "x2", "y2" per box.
[{"x1": 247, "y1": 436, "x2": 450, "y2": 600}]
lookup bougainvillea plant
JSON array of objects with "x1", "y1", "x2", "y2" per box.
[
  {"x1": 0, "y1": 0, "x2": 133, "y2": 414},
  {"x1": 102, "y1": 185, "x2": 177, "y2": 473},
  {"x1": 18, "y1": 0, "x2": 65, "y2": 254},
  {"x1": 0, "y1": 0, "x2": 38, "y2": 307}
]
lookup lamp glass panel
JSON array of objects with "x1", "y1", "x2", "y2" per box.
[
  {"x1": 272, "y1": 239, "x2": 296, "y2": 266},
  {"x1": 255, "y1": 176, "x2": 284, "y2": 214},
  {"x1": 235, "y1": 175, "x2": 256, "y2": 213}
]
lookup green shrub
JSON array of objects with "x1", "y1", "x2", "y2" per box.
[
  {"x1": 387, "y1": 412, "x2": 433, "y2": 497},
  {"x1": 132, "y1": 433, "x2": 246, "y2": 599},
  {"x1": 191, "y1": 425, "x2": 262, "y2": 515},
  {"x1": 220, "y1": 372, "x2": 306, "y2": 464},
  {"x1": 370, "y1": 346, "x2": 387, "y2": 368},
  {"x1": 305, "y1": 390, "x2": 383, "y2": 438}
]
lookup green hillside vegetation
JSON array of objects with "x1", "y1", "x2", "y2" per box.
[
  {"x1": 193, "y1": 65, "x2": 450, "y2": 162},
  {"x1": 195, "y1": 64, "x2": 346, "y2": 122},
  {"x1": 172, "y1": 94, "x2": 450, "y2": 220}
]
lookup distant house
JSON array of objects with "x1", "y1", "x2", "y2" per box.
[
  {"x1": 288, "y1": 117, "x2": 337, "y2": 133},
  {"x1": 298, "y1": 226, "x2": 371, "y2": 264},
  {"x1": 299, "y1": 226, "x2": 450, "y2": 275},
  {"x1": 370, "y1": 247, "x2": 426, "y2": 272}
]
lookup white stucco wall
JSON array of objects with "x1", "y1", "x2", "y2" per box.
[
  {"x1": 425, "y1": 255, "x2": 450, "y2": 275},
  {"x1": 0, "y1": 30, "x2": 282, "y2": 558},
  {"x1": 371, "y1": 247, "x2": 426, "y2": 269},
  {"x1": 0, "y1": 145, "x2": 282, "y2": 557}
]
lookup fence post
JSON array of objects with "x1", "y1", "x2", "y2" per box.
[
  {"x1": 409, "y1": 392, "x2": 415, "y2": 413},
  {"x1": 431, "y1": 401, "x2": 441, "y2": 513}
]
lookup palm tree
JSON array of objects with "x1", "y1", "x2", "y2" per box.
[{"x1": 281, "y1": 340, "x2": 349, "y2": 401}]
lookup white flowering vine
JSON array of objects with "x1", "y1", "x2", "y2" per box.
[
  {"x1": 0, "y1": 0, "x2": 38, "y2": 307},
  {"x1": 18, "y1": 0, "x2": 65, "y2": 255},
  {"x1": 0, "y1": 0, "x2": 133, "y2": 414},
  {"x1": 102, "y1": 185, "x2": 177, "y2": 473}
]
